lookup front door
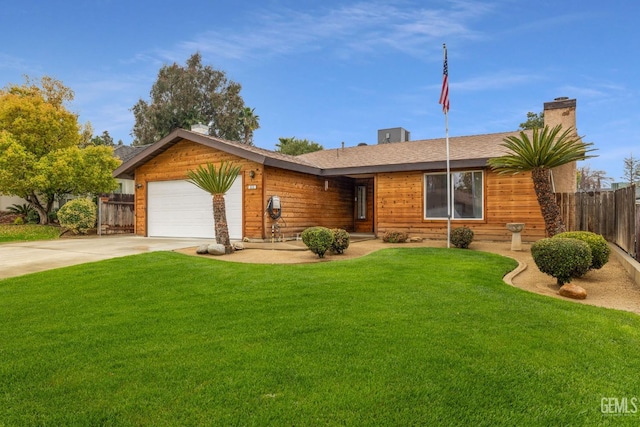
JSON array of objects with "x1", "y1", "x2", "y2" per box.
[{"x1": 354, "y1": 178, "x2": 374, "y2": 233}]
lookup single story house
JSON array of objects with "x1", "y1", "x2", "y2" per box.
[{"x1": 113, "y1": 98, "x2": 579, "y2": 242}]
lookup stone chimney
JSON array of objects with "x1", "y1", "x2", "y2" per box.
[{"x1": 543, "y1": 97, "x2": 578, "y2": 193}]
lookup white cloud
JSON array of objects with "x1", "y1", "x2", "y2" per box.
[{"x1": 158, "y1": 1, "x2": 493, "y2": 63}]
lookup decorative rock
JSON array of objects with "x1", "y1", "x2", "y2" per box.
[
  {"x1": 558, "y1": 283, "x2": 587, "y2": 300},
  {"x1": 207, "y1": 244, "x2": 226, "y2": 256},
  {"x1": 409, "y1": 237, "x2": 424, "y2": 242},
  {"x1": 233, "y1": 242, "x2": 245, "y2": 251},
  {"x1": 196, "y1": 244, "x2": 209, "y2": 254}
]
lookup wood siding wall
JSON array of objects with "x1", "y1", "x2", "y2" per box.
[
  {"x1": 133, "y1": 139, "x2": 355, "y2": 240},
  {"x1": 375, "y1": 169, "x2": 546, "y2": 242},
  {"x1": 264, "y1": 166, "x2": 354, "y2": 239},
  {"x1": 134, "y1": 139, "x2": 264, "y2": 238}
]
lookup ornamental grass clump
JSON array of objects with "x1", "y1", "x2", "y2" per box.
[
  {"x1": 554, "y1": 231, "x2": 610, "y2": 270},
  {"x1": 301, "y1": 226, "x2": 335, "y2": 258},
  {"x1": 531, "y1": 237, "x2": 592, "y2": 286},
  {"x1": 451, "y1": 226, "x2": 474, "y2": 249},
  {"x1": 330, "y1": 228, "x2": 350, "y2": 254},
  {"x1": 57, "y1": 198, "x2": 97, "y2": 235}
]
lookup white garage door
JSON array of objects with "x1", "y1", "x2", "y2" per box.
[{"x1": 147, "y1": 179, "x2": 243, "y2": 239}]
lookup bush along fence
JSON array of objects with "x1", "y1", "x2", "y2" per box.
[
  {"x1": 556, "y1": 185, "x2": 638, "y2": 262},
  {"x1": 98, "y1": 193, "x2": 134, "y2": 235}
]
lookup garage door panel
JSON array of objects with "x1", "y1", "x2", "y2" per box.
[{"x1": 148, "y1": 179, "x2": 242, "y2": 239}]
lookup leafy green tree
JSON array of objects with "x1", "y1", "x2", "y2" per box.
[
  {"x1": 519, "y1": 111, "x2": 544, "y2": 130},
  {"x1": 132, "y1": 53, "x2": 254, "y2": 146},
  {"x1": 91, "y1": 130, "x2": 115, "y2": 146},
  {"x1": 275, "y1": 137, "x2": 324, "y2": 155},
  {"x1": 0, "y1": 77, "x2": 120, "y2": 224},
  {"x1": 79, "y1": 122, "x2": 94, "y2": 148},
  {"x1": 621, "y1": 153, "x2": 640, "y2": 186},
  {"x1": 187, "y1": 161, "x2": 241, "y2": 253},
  {"x1": 488, "y1": 125, "x2": 596, "y2": 237}
]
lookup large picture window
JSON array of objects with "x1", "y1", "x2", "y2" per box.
[{"x1": 424, "y1": 171, "x2": 483, "y2": 220}]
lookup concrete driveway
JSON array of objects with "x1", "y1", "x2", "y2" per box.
[{"x1": 0, "y1": 235, "x2": 211, "y2": 280}]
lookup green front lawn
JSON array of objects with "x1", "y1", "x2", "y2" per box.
[
  {"x1": 1, "y1": 248, "x2": 639, "y2": 425},
  {"x1": 0, "y1": 224, "x2": 60, "y2": 243}
]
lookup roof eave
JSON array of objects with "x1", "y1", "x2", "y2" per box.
[
  {"x1": 113, "y1": 129, "x2": 273, "y2": 179},
  {"x1": 319, "y1": 158, "x2": 491, "y2": 176},
  {"x1": 112, "y1": 128, "x2": 496, "y2": 180}
]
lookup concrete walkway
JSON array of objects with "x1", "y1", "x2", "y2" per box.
[{"x1": 0, "y1": 235, "x2": 212, "y2": 280}]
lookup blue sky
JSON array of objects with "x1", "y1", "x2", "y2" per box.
[{"x1": 1, "y1": 0, "x2": 638, "y2": 183}]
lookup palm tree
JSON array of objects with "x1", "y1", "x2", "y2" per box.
[
  {"x1": 239, "y1": 107, "x2": 259, "y2": 145},
  {"x1": 187, "y1": 161, "x2": 241, "y2": 253},
  {"x1": 488, "y1": 124, "x2": 596, "y2": 237}
]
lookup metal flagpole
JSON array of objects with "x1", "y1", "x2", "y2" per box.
[
  {"x1": 445, "y1": 105, "x2": 451, "y2": 248},
  {"x1": 439, "y1": 43, "x2": 451, "y2": 248}
]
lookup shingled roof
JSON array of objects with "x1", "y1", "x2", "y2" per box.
[
  {"x1": 297, "y1": 130, "x2": 529, "y2": 176},
  {"x1": 114, "y1": 128, "x2": 530, "y2": 179},
  {"x1": 113, "y1": 144, "x2": 149, "y2": 163}
]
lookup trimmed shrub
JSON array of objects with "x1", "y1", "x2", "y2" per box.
[
  {"x1": 451, "y1": 226, "x2": 474, "y2": 249},
  {"x1": 531, "y1": 238, "x2": 592, "y2": 286},
  {"x1": 330, "y1": 228, "x2": 350, "y2": 254},
  {"x1": 301, "y1": 226, "x2": 335, "y2": 258},
  {"x1": 13, "y1": 216, "x2": 24, "y2": 225},
  {"x1": 57, "y1": 198, "x2": 97, "y2": 234},
  {"x1": 554, "y1": 231, "x2": 610, "y2": 270},
  {"x1": 383, "y1": 231, "x2": 408, "y2": 243}
]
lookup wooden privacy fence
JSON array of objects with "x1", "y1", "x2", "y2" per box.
[
  {"x1": 557, "y1": 185, "x2": 638, "y2": 261},
  {"x1": 98, "y1": 193, "x2": 134, "y2": 235}
]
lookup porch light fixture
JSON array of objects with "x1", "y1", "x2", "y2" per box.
[
  {"x1": 136, "y1": 183, "x2": 144, "y2": 189},
  {"x1": 249, "y1": 170, "x2": 255, "y2": 180}
]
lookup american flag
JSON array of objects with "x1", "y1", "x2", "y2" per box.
[{"x1": 439, "y1": 44, "x2": 449, "y2": 114}]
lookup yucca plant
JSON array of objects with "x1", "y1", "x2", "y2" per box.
[
  {"x1": 7, "y1": 203, "x2": 35, "y2": 218},
  {"x1": 187, "y1": 161, "x2": 241, "y2": 253},
  {"x1": 488, "y1": 125, "x2": 596, "y2": 237}
]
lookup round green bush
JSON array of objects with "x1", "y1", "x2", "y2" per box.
[
  {"x1": 451, "y1": 226, "x2": 474, "y2": 249},
  {"x1": 330, "y1": 228, "x2": 350, "y2": 254},
  {"x1": 301, "y1": 226, "x2": 335, "y2": 258},
  {"x1": 554, "y1": 231, "x2": 610, "y2": 270},
  {"x1": 57, "y1": 198, "x2": 97, "y2": 234},
  {"x1": 531, "y1": 237, "x2": 592, "y2": 286}
]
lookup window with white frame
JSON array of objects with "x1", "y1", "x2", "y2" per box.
[{"x1": 424, "y1": 170, "x2": 484, "y2": 220}]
